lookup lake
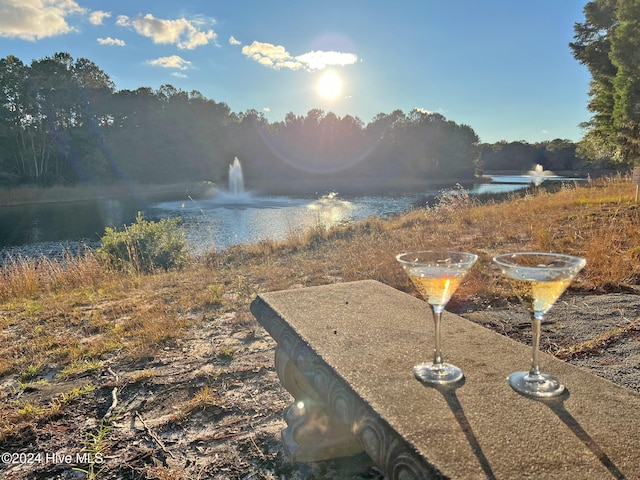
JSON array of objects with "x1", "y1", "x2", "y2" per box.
[{"x1": 0, "y1": 175, "x2": 582, "y2": 263}]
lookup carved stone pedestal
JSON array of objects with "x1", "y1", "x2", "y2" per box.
[
  {"x1": 251, "y1": 282, "x2": 438, "y2": 479},
  {"x1": 275, "y1": 347, "x2": 363, "y2": 462}
]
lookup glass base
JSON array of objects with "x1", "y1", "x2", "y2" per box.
[
  {"x1": 413, "y1": 362, "x2": 464, "y2": 384},
  {"x1": 508, "y1": 371, "x2": 565, "y2": 397}
]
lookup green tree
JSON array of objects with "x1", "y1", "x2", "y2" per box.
[
  {"x1": 571, "y1": 0, "x2": 640, "y2": 166},
  {"x1": 610, "y1": 0, "x2": 640, "y2": 164},
  {"x1": 0, "y1": 53, "x2": 114, "y2": 183},
  {"x1": 0, "y1": 55, "x2": 34, "y2": 183}
]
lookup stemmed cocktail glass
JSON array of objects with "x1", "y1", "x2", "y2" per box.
[
  {"x1": 397, "y1": 251, "x2": 478, "y2": 384},
  {"x1": 493, "y1": 252, "x2": 586, "y2": 397}
]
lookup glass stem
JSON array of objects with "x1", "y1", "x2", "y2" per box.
[
  {"x1": 432, "y1": 306, "x2": 444, "y2": 367},
  {"x1": 529, "y1": 312, "x2": 543, "y2": 377}
]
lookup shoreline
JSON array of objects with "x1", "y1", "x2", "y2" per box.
[
  {"x1": 0, "y1": 168, "x2": 599, "y2": 207},
  {"x1": 0, "y1": 179, "x2": 475, "y2": 206},
  {"x1": 0, "y1": 182, "x2": 213, "y2": 207}
]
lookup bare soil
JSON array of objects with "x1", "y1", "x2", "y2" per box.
[
  {"x1": 0, "y1": 289, "x2": 386, "y2": 480},
  {"x1": 2, "y1": 286, "x2": 638, "y2": 480}
]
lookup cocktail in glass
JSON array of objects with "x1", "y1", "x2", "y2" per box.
[
  {"x1": 493, "y1": 252, "x2": 586, "y2": 397},
  {"x1": 396, "y1": 251, "x2": 478, "y2": 384}
]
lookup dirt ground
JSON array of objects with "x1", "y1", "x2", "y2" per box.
[
  {"x1": 462, "y1": 291, "x2": 640, "y2": 392},
  {"x1": 1, "y1": 289, "x2": 638, "y2": 480}
]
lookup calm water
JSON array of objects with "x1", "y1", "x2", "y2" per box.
[{"x1": 0, "y1": 175, "x2": 581, "y2": 262}]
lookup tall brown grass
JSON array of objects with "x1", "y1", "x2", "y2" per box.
[{"x1": 0, "y1": 251, "x2": 110, "y2": 301}]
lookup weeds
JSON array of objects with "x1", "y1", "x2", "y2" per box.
[
  {"x1": 18, "y1": 363, "x2": 44, "y2": 382},
  {"x1": 13, "y1": 384, "x2": 96, "y2": 423},
  {"x1": 217, "y1": 346, "x2": 236, "y2": 360},
  {"x1": 185, "y1": 384, "x2": 222, "y2": 414},
  {"x1": 0, "y1": 252, "x2": 110, "y2": 302},
  {"x1": 75, "y1": 419, "x2": 112, "y2": 480},
  {"x1": 59, "y1": 360, "x2": 104, "y2": 379},
  {"x1": 207, "y1": 283, "x2": 224, "y2": 305}
]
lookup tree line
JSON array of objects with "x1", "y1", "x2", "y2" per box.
[{"x1": 0, "y1": 52, "x2": 596, "y2": 194}]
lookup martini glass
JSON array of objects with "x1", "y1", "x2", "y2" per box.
[
  {"x1": 396, "y1": 251, "x2": 478, "y2": 384},
  {"x1": 493, "y1": 252, "x2": 586, "y2": 397}
]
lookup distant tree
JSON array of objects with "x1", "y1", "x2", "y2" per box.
[
  {"x1": 479, "y1": 141, "x2": 539, "y2": 171},
  {"x1": 0, "y1": 53, "x2": 115, "y2": 183},
  {"x1": 540, "y1": 139, "x2": 581, "y2": 171},
  {"x1": 381, "y1": 109, "x2": 478, "y2": 180},
  {"x1": 478, "y1": 139, "x2": 584, "y2": 173}
]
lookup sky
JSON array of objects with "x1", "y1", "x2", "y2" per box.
[{"x1": 0, "y1": 0, "x2": 593, "y2": 144}]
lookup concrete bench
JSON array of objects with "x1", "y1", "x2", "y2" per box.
[{"x1": 250, "y1": 280, "x2": 640, "y2": 479}]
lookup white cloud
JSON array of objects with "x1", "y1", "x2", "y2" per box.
[
  {"x1": 241, "y1": 41, "x2": 357, "y2": 71},
  {"x1": 148, "y1": 55, "x2": 192, "y2": 70},
  {"x1": 97, "y1": 37, "x2": 125, "y2": 46},
  {"x1": 117, "y1": 13, "x2": 217, "y2": 50},
  {"x1": 242, "y1": 42, "x2": 292, "y2": 67},
  {"x1": 229, "y1": 35, "x2": 241, "y2": 46},
  {"x1": 0, "y1": 0, "x2": 85, "y2": 41},
  {"x1": 172, "y1": 72, "x2": 188, "y2": 78},
  {"x1": 89, "y1": 10, "x2": 110, "y2": 25},
  {"x1": 295, "y1": 51, "x2": 358, "y2": 70},
  {"x1": 263, "y1": 107, "x2": 271, "y2": 112},
  {"x1": 116, "y1": 15, "x2": 129, "y2": 27}
]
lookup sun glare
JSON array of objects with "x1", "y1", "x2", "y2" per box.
[{"x1": 316, "y1": 71, "x2": 342, "y2": 100}]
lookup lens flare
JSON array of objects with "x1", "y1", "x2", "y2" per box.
[{"x1": 316, "y1": 71, "x2": 342, "y2": 99}]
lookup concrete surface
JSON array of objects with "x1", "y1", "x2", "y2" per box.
[{"x1": 251, "y1": 280, "x2": 640, "y2": 479}]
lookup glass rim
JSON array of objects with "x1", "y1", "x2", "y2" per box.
[
  {"x1": 396, "y1": 250, "x2": 478, "y2": 265},
  {"x1": 493, "y1": 252, "x2": 586, "y2": 270}
]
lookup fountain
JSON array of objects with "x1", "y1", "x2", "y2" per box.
[
  {"x1": 527, "y1": 164, "x2": 555, "y2": 187},
  {"x1": 228, "y1": 157, "x2": 245, "y2": 195},
  {"x1": 207, "y1": 156, "x2": 293, "y2": 208},
  {"x1": 210, "y1": 157, "x2": 254, "y2": 204}
]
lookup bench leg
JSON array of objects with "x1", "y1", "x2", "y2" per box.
[{"x1": 275, "y1": 346, "x2": 364, "y2": 462}]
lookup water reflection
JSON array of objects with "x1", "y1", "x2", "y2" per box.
[
  {"x1": 0, "y1": 198, "x2": 147, "y2": 262},
  {"x1": 306, "y1": 192, "x2": 354, "y2": 228}
]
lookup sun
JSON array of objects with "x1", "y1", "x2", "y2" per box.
[{"x1": 316, "y1": 71, "x2": 342, "y2": 100}]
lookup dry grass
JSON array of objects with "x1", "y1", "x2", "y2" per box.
[
  {"x1": 0, "y1": 174, "x2": 639, "y2": 468},
  {"x1": 0, "y1": 251, "x2": 111, "y2": 301},
  {"x1": 554, "y1": 320, "x2": 640, "y2": 360}
]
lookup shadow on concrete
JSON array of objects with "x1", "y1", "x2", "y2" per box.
[
  {"x1": 427, "y1": 379, "x2": 497, "y2": 480},
  {"x1": 530, "y1": 389, "x2": 626, "y2": 480}
]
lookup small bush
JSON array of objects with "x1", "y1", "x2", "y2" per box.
[{"x1": 97, "y1": 213, "x2": 189, "y2": 274}]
